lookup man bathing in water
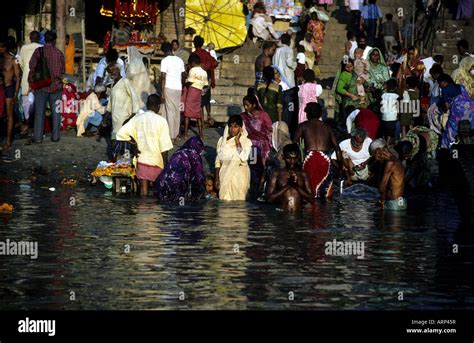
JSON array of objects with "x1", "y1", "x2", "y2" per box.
[
  {"x1": 266, "y1": 143, "x2": 314, "y2": 211},
  {"x1": 294, "y1": 102, "x2": 343, "y2": 199},
  {"x1": 369, "y1": 138, "x2": 407, "y2": 210}
]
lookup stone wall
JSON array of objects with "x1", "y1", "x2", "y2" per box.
[{"x1": 154, "y1": 0, "x2": 186, "y2": 44}]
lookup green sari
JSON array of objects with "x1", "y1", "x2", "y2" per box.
[
  {"x1": 334, "y1": 70, "x2": 361, "y2": 118},
  {"x1": 367, "y1": 48, "x2": 391, "y2": 90},
  {"x1": 256, "y1": 82, "x2": 283, "y2": 123}
]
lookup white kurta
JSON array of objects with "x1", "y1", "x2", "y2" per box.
[
  {"x1": 107, "y1": 78, "x2": 140, "y2": 140},
  {"x1": 76, "y1": 92, "x2": 106, "y2": 136},
  {"x1": 19, "y1": 42, "x2": 42, "y2": 95}
]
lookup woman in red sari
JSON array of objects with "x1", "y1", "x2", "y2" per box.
[{"x1": 241, "y1": 95, "x2": 273, "y2": 199}]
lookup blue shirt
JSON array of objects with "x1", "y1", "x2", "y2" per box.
[{"x1": 362, "y1": 4, "x2": 383, "y2": 20}]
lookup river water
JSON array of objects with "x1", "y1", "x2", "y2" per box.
[{"x1": 0, "y1": 183, "x2": 472, "y2": 310}]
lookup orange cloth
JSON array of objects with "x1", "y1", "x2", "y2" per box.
[{"x1": 65, "y1": 37, "x2": 75, "y2": 75}]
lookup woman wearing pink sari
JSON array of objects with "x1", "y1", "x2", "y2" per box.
[{"x1": 241, "y1": 95, "x2": 273, "y2": 199}]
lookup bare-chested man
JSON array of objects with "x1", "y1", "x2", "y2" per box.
[
  {"x1": 369, "y1": 138, "x2": 407, "y2": 210},
  {"x1": 294, "y1": 102, "x2": 343, "y2": 199},
  {"x1": 1, "y1": 41, "x2": 20, "y2": 151},
  {"x1": 266, "y1": 143, "x2": 314, "y2": 211},
  {"x1": 255, "y1": 41, "x2": 276, "y2": 85}
]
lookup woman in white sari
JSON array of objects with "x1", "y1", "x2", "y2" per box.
[
  {"x1": 215, "y1": 115, "x2": 252, "y2": 201},
  {"x1": 126, "y1": 46, "x2": 156, "y2": 109}
]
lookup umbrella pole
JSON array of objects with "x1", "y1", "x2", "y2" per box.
[{"x1": 82, "y1": 18, "x2": 86, "y2": 91}]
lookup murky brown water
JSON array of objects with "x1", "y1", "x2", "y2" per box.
[{"x1": 0, "y1": 184, "x2": 472, "y2": 310}]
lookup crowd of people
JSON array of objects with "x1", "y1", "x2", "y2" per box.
[{"x1": 0, "y1": 0, "x2": 473, "y2": 212}]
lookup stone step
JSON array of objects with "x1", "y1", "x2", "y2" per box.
[{"x1": 212, "y1": 86, "x2": 248, "y2": 96}]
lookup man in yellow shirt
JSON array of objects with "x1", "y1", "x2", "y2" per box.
[{"x1": 116, "y1": 94, "x2": 173, "y2": 196}]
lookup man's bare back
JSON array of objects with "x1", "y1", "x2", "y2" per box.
[
  {"x1": 3, "y1": 54, "x2": 17, "y2": 87},
  {"x1": 255, "y1": 53, "x2": 271, "y2": 74},
  {"x1": 294, "y1": 119, "x2": 339, "y2": 152},
  {"x1": 381, "y1": 159, "x2": 405, "y2": 201}
]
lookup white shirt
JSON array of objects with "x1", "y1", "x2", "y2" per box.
[
  {"x1": 348, "y1": 40, "x2": 358, "y2": 59},
  {"x1": 380, "y1": 92, "x2": 399, "y2": 121},
  {"x1": 421, "y1": 57, "x2": 435, "y2": 81},
  {"x1": 331, "y1": 137, "x2": 372, "y2": 165},
  {"x1": 94, "y1": 57, "x2": 126, "y2": 84},
  {"x1": 273, "y1": 45, "x2": 297, "y2": 88},
  {"x1": 345, "y1": 0, "x2": 364, "y2": 11},
  {"x1": 116, "y1": 110, "x2": 173, "y2": 168},
  {"x1": 161, "y1": 55, "x2": 185, "y2": 90},
  {"x1": 297, "y1": 52, "x2": 306, "y2": 64},
  {"x1": 18, "y1": 42, "x2": 43, "y2": 95}
]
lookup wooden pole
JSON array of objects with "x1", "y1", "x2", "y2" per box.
[
  {"x1": 56, "y1": 0, "x2": 66, "y2": 54},
  {"x1": 82, "y1": 18, "x2": 87, "y2": 91}
]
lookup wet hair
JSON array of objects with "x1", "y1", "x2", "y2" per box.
[
  {"x1": 386, "y1": 13, "x2": 393, "y2": 20},
  {"x1": 206, "y1": 173, "x2": 215, "y2": 183},
  {"x1": 161, "y1": 42, "x2": 172, "y2": 53},
  {"x1": 430, "y1": 64, "x2": 444, "y2": 77},
  {"x1": 394, "y1": 141, "x2": 413, "y2": 160},
  {"x1": 283, "y1": 143, "x2": 300, "y2": 157},
  {"x1": 106, "y1": 48, "x2": 119, "y2": 63},
  {"x1": 297, "y1": 44, "x2": 305, "y2": 53},
  {"x1": 345, "y1": 105, "x2": 357, "y2": 117},
  {"x1": 390, "y1": 62, "x2": 401, "y2": 76},
  {"x1": 188, "y1": 53, "x2": 201, "y2": 65},
  {"x1": 457, "y1": 39, "x2": 469, "y2": 51},
  {"x1": 193, "y1": 35, "x2": 205, "y2": 48},
  {"x1": 243, "y1": 95, "x2": 259, "y2": 107},
  {"x1": 30, "y1": 31, "x2": 40, "y2": 43},
  {"x1": 171, "y1": 39, "x2": 179, "y2": 46},
  {"x1": 357, "y1": 33, "x2": 367, "y2": 42},
  {"x1": 303, "y1": 69, "x2": 315, "y2": 82},
  {"x1": 347, "y1": 31, "x2": 355, "y2": 41},
  {"x1": 437, "y1": 73, "x2": 454, "y2": 84},
  {"x1": 351, "y1": 128, "x2": 367, "y2": 140},
  {"x1": 433, "y1": 55, "x2": 444, "y2": 64},
  {"x1": 44, "y1": 31, "x2": 57, "y2": 43},
  {"x1": 305, "y1": 102, "x2": 322, "y2": 119},
  {"x1": 262, "y1": 65, "x2": 275, "y2": 95},
  {"x1": 262, "y1": 41, "x2": 274, "y2": 50},
  {"x1": 146, "y1": 94, "x2": 162, "y2": 109},
  {"x1": 385, "y1": 78, "x2": 398, "y2": 91},
  {"x1": 280, "y1": 33, "x2": 291, "y2": 46},
  {"x1": 228, "y1": 114, "x2": 243, "y2": 127},
  {"x1": 369, "y1": 138, "x2": 386, "y2": 155},
  {"x1": 406, "y1": 76, "x2": 418, "y2": 88}
]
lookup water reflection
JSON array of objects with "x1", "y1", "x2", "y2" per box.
[{"x1": 0, "y1": 183, "x2": 471, "y2": 310}]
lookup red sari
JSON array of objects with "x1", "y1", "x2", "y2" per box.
[
  {"x1": 241, "y1": 110, "x2": 273, "y2": 167},
  {"x1": 61, "y1": 83, "x2": 80, "y2": 130}
]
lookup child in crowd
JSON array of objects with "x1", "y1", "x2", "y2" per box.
[
  {"x1": 205, "y1": 173, "x2": 218, "y2": 199},
  {"x1": 345, "y1": 31, "x2": 357, "y2": 60},
  {"x1": 400, "y1": 76, "x2": 420, "y2": 136},
  {"x1": 295, "y1": 45, "x2": 307, "y2": 85},
  {"x1": 206, "y1": 42, "x2": 218, "y2": 62},
  {"x1": 297, "y1": 69, "x2": 323, "y2": 124},
  {"x1": 353, "y1": 48, "x2": 369, "y2": 106},
  {"x1": 380, "y1": 78, "x2": 400, "y2": 144},
  {"x1": 183, "y1": 54, "x2": 208, "y2": 139}
]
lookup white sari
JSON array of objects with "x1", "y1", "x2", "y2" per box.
[
  {"x1": 215, "y1": 124, "x2": 252, "y2": 201},
  {"x1": 126, "y1": 46, "x2": 156, "y2": 109}
]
